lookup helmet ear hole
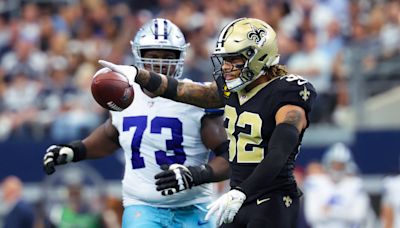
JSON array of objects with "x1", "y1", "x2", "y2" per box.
[
  {"x1": 241, "y1": 67, "x2": 254, "y2": 80},
  {"x1": 258, "y1": 54, "x2": 268, "y2": 61},
  {"x1": 246, "y1": 49, "x2": 255, "y2": 58}
]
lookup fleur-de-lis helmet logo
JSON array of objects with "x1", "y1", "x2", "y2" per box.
[{"x1": 247, "y1": 24, "x2": 266, "y2": 42}]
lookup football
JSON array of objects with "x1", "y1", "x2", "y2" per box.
[{"x1": 91, "y1": 68, "x2": 134, "y2": 111}]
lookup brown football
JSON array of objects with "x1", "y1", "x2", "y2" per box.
[{"x1": 91, "y1": 68, "x2": 134, "y2": 111}]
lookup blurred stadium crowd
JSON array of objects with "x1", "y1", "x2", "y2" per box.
[{"x1": 0, "y1": 0, "x2": 399, "y2": 142}]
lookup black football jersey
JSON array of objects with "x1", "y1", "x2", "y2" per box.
[{"x1": 218, "y1": 74, "x2": 316, "y2": 200}]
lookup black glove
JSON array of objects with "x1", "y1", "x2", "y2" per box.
[
  {"x1": 154, "y1": 164, "x2": 214, "y2": 196},
  {"x1": 43, "y1": 141, "x2": 87, "y2": 175}
]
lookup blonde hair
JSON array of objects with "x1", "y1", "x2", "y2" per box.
[{"x1": 265, "y1": 64, "x2": 288, "y2": 80}]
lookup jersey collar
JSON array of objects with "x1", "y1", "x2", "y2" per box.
[{"x1": 236, "y1": 77, "x2": 278, "y2": 105}]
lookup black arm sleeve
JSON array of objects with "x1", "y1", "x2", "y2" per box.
[
  {"x1": 236, "y1": 123, "x2": 299, "y2": 196},
  {"x1": 188, "y1": 140, "x2": 230, "y2": 185}
]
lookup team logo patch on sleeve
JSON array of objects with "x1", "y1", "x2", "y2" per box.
[{"x1": 299, "y1": 86, "x2": 310, "y2": 101}]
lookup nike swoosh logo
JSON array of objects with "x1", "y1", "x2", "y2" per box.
[
  {"x1": 256, "y1": 198, "x2": 271, "y2": 205},
  {"x1": 198, "y1": 220, "x2": 209, "y2": 225}
]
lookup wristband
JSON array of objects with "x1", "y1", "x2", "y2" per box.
[
  {"x1": 188, "y1": 164, "x2": 214, "y2": 186},
  {"x1": 68, "y1": 140, "x2": 87, "y2": 162},
  {"x1": 146, "y1": 71, "x2": 163, "y2": 92},
  {"x1": 163, "y1": 76, "x2": 178, "y2": 99},
  {"x1": 231, "y1": 186, "x2": 247, "y2": 196}
]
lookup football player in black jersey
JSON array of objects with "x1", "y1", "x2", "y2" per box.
[{"x1": 99, "y1": 17, "x2": 316, "y2": 228}]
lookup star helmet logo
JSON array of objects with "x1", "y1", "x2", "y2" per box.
[
  {"x1": 299, "y1": 86, "x2": 310, "y2": 101},
  {"x1": 247, "y1": 24, "x2": 266, "y2": 43}
]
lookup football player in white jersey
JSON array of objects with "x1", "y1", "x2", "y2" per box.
[
  {"x1": 43, "y1": 18, "x2": 230, "y2": 228},
  {"x1": 381, "y1": 171, "x2": 400, "y2": 228},
  {"x1": 303, "y1": 143, "x2": 372, "y2": 228}
]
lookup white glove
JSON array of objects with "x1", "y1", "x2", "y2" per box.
[
  {"x1": 204, "y1": 189, "x2": 246, "y2": 226},
  {"x1": 43, "y1": 145, "x2": 74, "y2": 175},
  {"x1": 98, "y1": 60, "x2": 137, "y2": 86}
]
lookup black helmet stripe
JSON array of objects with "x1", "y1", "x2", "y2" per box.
[
  {"x1": 153, "y1": 18, "x2": 169, "y2": 40},
  {"x1": 164, "y1": 19, "x2": 168, "y2": 39},
  {"x1": 216, "y1": 18, "x2": 246, "y2": 49},
  {"x1": 154, "y1": 19, "x2": 159, "y2": 39}
]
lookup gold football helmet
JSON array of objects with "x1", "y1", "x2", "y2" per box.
[{"x1": 211, "y1": 18, "x2": 280, "y2": 92}]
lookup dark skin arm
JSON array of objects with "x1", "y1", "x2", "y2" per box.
[
  {"x1": 200, "y1": 115, "x2": 230, "y2": 181},
  {"x1": 82, "y1": 117, "x2": 120, "y2": 159},
  {"x1": 136, "y1": 69, "x2": 224, "y2": 108}
]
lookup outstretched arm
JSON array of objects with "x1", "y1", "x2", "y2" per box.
[
  {"x1": 135, "y1": 68, "x2": 224, "y2": 108},
  {"x1": 43, "y1": 116, "x2": 120, "y2": 175},
  {"x1": 99, "y1": 60, "x2": 224, "y2": 108}
]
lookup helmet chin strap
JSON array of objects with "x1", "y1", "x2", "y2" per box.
[
  {"x1": 225, "y1": 53, "x2": 279, "y2": 92},
  {"x1": 226, "y1": 68, "x2": 266, "y2": 92}
]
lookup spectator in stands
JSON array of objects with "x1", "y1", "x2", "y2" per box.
[
  {"x1": 0, "y1": 38, "x2": 47, "y2": 81},
  {"x1": 1, "y1": 176, "x2": 35, "y2": 228},
  {"x1": 303, "y1": 143, "x2": 376, "y2": 228},
  {"x1": 1, "y1": 65, "x2": 41, "y2": 139},
  {"x1": 318, "y1": 18, "x2": 345, "y2": 62},
  {"x1": 381, "y1": 163, "x2": 400, "y2": 228},
  {"x1": 56, "y1": 183, "x2": 102, "y2": 228},
  {"x1": 379, "y1": 1, "x2": 400, "y2": 59},
  {"x1": 183, "y1": 21, "x2": 214, "y2": 82},
  {"x1": 287, "y1": 29, "x2": 334, "y2": 123},
  {"x1": 50, "y1": 62, "x2": 104, "y2": 142},
  {"x1": 44, "y1": 166, "x2": 104, "y2": 228}
]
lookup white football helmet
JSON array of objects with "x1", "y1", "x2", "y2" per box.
[
  {"x1": 322, "y1": 142, "x2": 358, "y2": 181},
  {"x1": 130, "y1": 18, "x2": 189, "y2": 78},
  {"x1": 211, "y1": 18, "x2": 280, "y2": 92}
]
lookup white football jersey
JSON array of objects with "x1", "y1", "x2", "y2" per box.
[
  {"x1": 303, "y1": 174, "x2": 370, "y2": 228},
  {"x1": 382, "y1": 175, "x2": 400, "y2": 228},
  {"x1": 111, "y1": 82, "x2": 213, "y2": 208}
]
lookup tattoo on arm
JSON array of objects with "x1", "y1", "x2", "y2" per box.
[
  {"x1": 176, "y1": 82, "x2": 223, "y2": 108},
  {"x1": 135, "y1": 69, "x2": 150, "y2": 85},
  {"x1": 136, "y1": 69, "x2": 224, "y2": 108},
  {"x1": 282, "y1": 110, "x2": 303, "y2": 130}
]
